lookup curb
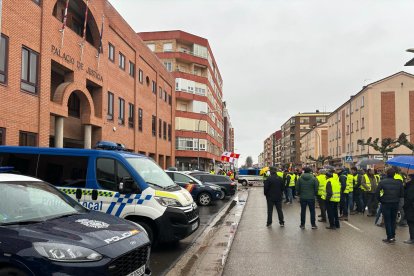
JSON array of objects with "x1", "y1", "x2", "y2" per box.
[{"x1": 166, "y1": 188, "x2": 249, "y2": 276}]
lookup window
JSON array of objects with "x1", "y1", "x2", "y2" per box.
[
  {"x1": 351, "y1": 123, "x2": 354, "y2": 133},
  {"x1": 138, "y1": 108, "x2": 143, "y2": 132},
  {"x1": 96, "y1": 158, "x2": 136, "y2": 192},
  {"x1": 164, "y1": 91, "x2": 167, "y2": 102},
  {"x1": 21, "y1": 47, "x2": 39, "y2": 94},
  {"x1": 68, "y1": 93, "x2": 80, "y2": 118},
  {"x1": 19, "y1": 131, "x2": 37, "y2": 146},
  {"x1": 174, "y1": 173, "x2": 191, "y2": 183},
  {"x1": 356, "y1": 120, "x2": 359, "y2": 131},
  {"x1": 147, "y1": 44, "x2": 155, "y2": 51},
  {"x1": 119, "y1": 52, "x2": 125, "y2": 70},
  {"x1": 108, "y1": 43, "x2": 115, "y2": 62},
  {"x1": 128, "y1": 103, "x2": 134, "y2": 128},
  {"x1": 138, "y1": 69, "x2": 143, "y2": 83},
  {"x1": 32, "y1": 0, "x2": 41, "y2": 5},
  {"x1": 37, "y1": 155, "x2": 88, "y2": 187},
  {"x1": 164, "y1": 61, "x2": 172, "y2": 72},
  {"x1": 0, "y1": 128, "x2": 5, "y2": 145},
  {"x1": 163, "y1": 43, "x2": 173, "y2": 52},
  {"x1": 152, "y1": 115, "x2": 156, "y2": 136},
  {"x1": 152, "y1": 81, "x2": 156, "y2": 93},
  {"x1": 168, "y1": 95, "x2": 172, "y2": 105},
  {"x1": 107, "y1": 92, "x2": 114, "y2": 120},
  {"x1": 168, "y1": 124, "x2": 171, "y2": 141},
  {"x1": 159, "y1": 87, "x2": 163, "y2": 98},
  {"x1": 118, "y1": 98, "x2": 125, "y2": 125},
  {"x1": 159, "y1": 119, "x2": 162, "y2": 138},
  {"x1": 0, "y1": 35, "x2": 9, "y2": 84},
  {"x1": 163, "y1": 122, "x2": 167, "y2": 140},
  {"x1": 129, "y1": 61, "x2": 135, "y2": 77},
  {"x1": 0, "y1": 153, "x2": 38, "y2": 177},
  {"x1": 346, "y1": 125, "x2": 349, "y2": 135},
  {"x1": 361, "y1": 96, "x2": 365, "y2": 108}
]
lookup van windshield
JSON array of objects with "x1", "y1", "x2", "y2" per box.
[
  {"x1": 126, "y1": 158, "x2": 177, "y2": 188},
  {"x1": 0, "y1": 181, "x2": 86, "y2": 226}
]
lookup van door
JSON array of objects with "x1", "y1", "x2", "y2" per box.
[
  {"x1": 88, "y1": 158, "x2": 140, "y2": 217},
  {"x1": 36, "y1": 154, "x2": 88, "y2": 204}
]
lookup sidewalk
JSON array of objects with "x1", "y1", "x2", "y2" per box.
[{"x1": 223, "y1": 187, "x2": 414, "y2": 276}]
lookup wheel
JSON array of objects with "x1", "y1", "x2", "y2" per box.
[
  {"x1": 136, "y1": 221, "x2": 156, "y2": 246},
  {"x1": 242, "y1": 180, "x2": 248, "y2": 187},
  {"x1": 219, "y1": 190, "x2": 225, "y2": 200},
  {"x1": 198, "y1": 192, "x2": 212, "y2": 206},
  {"x1": 0, "y1": 268, "x2": 27, "y2": 276}
]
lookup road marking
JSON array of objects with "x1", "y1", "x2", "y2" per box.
[{"x1": 343, "y1": 221, "x2": 363, "y2": 232}]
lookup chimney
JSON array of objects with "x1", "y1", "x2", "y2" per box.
[{"x1": 316, "y1": 110, "x2": 320, "y2": 113}]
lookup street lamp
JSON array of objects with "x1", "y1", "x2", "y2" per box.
[{"x1": 197, "y1": 109, "x2": 221, "y2": 171}]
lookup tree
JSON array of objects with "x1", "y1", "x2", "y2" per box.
[
  {"x1": 307, "y1": 155, "x2": 333, "y2": 167},
  {"x1": 357, "y1": 134, "x2": 406, "y2": 162},
  {"x1": 245, "y1": 156, "x2": 253, "y2": 168},
  {"x1": 398, "y1": 133, "x2": 414, "y2": 154}
]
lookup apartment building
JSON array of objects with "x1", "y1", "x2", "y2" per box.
[
  {"x1": 327, "y1": 71, "x2": 414, "y2": 165},
  {"x1": 264, "y1": 135, "x2": 272, "y2": 166},
  {"x1": 300, "y1": 123, "x2": 328, "y2": 166},
  {"x1": 281, "y1": 111, "x2": 330, "y2": 165},
  {"x1": 0, "y1": 0, "x2": 174, "y2": 168},
  {"x1": 223, "y1": 101, "x2": 234, "y2": 152},
  {"x1": 139, "y1": 31, "x2": 225, "y2": 171}
]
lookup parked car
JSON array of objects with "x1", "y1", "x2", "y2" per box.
[
  {"x1": 0, "y1": 173, "x2": 151, "y2": 276},
  {"x1": 187, "y1": 173, "x2": 237, "y2": 197},
  {"x1": 166, "y1": 171, "x2": 223, "y2": 206}
]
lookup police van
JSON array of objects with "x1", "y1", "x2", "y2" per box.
[
  {"x1": 0, "y1": 145, "x2": 200, "y2": 244},
  {"x1": 237, "y1": 168, "x2": 264, "y2": 186}
]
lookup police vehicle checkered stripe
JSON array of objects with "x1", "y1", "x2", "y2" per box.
[
  {"x1": 59, "y1": 188, "x2": 114, "y2": 197},
  {"x1": 107, "y1": 193, "x2": 152, "y2": 217}
]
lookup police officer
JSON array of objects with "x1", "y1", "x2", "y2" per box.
[
  {"x1": 325, "y1": 170, "x2": 341, "y2": 230},
  {"x1": 264, "y1": 167, "x2": 285, "y2": 227}
]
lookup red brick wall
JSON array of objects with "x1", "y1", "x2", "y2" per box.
[{"x1": 381, "y1": 92, "x2": 396, "y2": 139}]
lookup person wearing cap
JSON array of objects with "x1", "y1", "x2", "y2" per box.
[
  {"x1": 376, "y1": 168, "x2": 404, "y2": 243},
  {"x1": 264, "y1": 167, "x2": 285, "y2": 227},
  {"x1": 403, "y1": 174, "x2": 414, "y2": 244},
  {"x1": 296, "y1": 167, "x2": 318, "y2": 229},
  {"x1": 325, "y1": 170, "x2": 341, "y2": 230}
]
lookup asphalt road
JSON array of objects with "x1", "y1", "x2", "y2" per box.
[
  {"x1": 224, "y1": 187, "x2": 414, "y2": 276},
  {"x1": 150, "y1": 196, "x2": 233, "y2": 276}
]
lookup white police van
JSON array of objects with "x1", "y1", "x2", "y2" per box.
[{"x1": 0, "y1": 143, "x2": 199, "y2": 244}]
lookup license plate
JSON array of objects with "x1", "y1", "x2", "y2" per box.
[
  {"x1": 191, "y1": 221, "x2": 199, "y2": 231},
  {"x1": 127, "y1": 265, "x2": 145, "y2": 276}
]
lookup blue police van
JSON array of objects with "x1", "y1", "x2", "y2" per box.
[
  {"x1": 0, "y1": 145, "x2": 199, "y2": 245},
  {"x1": 0, "y1": 173, "x2": 151, "y2": 276}
]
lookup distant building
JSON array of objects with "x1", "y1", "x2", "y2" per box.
[
  {"x1": 281, "y1": 111, "x2": 330, "y2": 165},
  {"x1": 327, "y1": 71, "x2": 414, "y2": 166},
  {"x1": 263, "y1": 130, "x2": 282, "y2": 167},
  {"x1": 258, "y1": 152, "x2": 264, "y2": 168},
  {"x1": 300, "y1": 123, "x2": 328, "y2": 167}
]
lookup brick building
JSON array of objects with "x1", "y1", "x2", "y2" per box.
[
  {"x1": 138, "y1": 31, "x2": 225, "y2": 171},
  {"x1": 262, "y1": 130, "x2": 281, "y2": 167},
  {"x1": 0, "y1": 0, "x2": 175, "y2": 168}
]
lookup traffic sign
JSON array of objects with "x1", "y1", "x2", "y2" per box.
[{"x1": 345, "y1": 156, "x2": 353, "y2": 163}]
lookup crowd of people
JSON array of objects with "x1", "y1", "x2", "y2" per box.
[{"x1": 263, "y1": 166, "x2": 414, "y2": 244}]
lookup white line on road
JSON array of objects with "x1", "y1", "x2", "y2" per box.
[{"x1": 343, "y1": 221, "x2": 363, "y2": 232}]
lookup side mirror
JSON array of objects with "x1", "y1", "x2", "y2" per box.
[{"x1": 118, "y1": 177, "x2": 138, "y2": 194}]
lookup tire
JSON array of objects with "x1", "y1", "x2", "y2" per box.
[
  {"x1": 198, "y1": 192, "x2": 212, "y2": 206},
  {"x1": 219, "y1": 190, "x2": 225, "y2": 200},
  {"x1": 242, "y1": 180, "x2": 248, "y2": 187},
  {"x1": 0, "y1": 268, "x2": 27, "y2": 276},
  {"x1": 136, "y1": 221, "x2": 156, "y2": 246}
]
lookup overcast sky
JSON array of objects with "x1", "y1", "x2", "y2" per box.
[{"x1": 109, "y1": 0, "x2": 414, "y2": 164}]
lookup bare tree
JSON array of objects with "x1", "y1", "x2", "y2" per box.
[
  {"x1": 398, "y1": 133, "x2": 414, "y2": 154},
  {"x1": 245, "y1": 156, "x2": 253, "y2": 168},
  {"x1": 307, "y1": 155, "x2": 333, "y2": 167},
  {"x1": 357, "y1": 134, "x2": 406, "y2": 162}
]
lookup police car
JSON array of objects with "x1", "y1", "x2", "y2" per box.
[{"x1": 0, "y1": 173, "x2": 151, "y2": 276}]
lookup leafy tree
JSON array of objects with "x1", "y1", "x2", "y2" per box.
[
  {"x1": 245, "y1": 156, "x2": 253, "y2": 168},
  {"x1": 307, "y1": 155, "x2": 333, "y2": 167},
  {"x1": 357, "y1": 134, "x2": 406, "y2": 162}
]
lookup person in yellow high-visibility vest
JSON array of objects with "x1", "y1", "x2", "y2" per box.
[
  {"x1": 361, "y1": 169, "x2": 378, "y2": 216},
  {"x1": 325, "y1": 170, "x2": 341, "y2": 230},
  {"x1": 316, "y1": 169, "x2": 327, "y2": 222},
  {"x1": 286, "y1": 172, "x2": 296, "y2": 204}
]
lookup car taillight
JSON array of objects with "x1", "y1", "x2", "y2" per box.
[{"x1": 186, "y1": 184, "x2": 195, "y2": 193}]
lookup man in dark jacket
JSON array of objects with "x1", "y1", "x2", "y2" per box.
[
  {"x1": 376, "y1": 168, "x2": 404, "y2": 243},
  {"x1": 296, "y1": 167, "x2": 318, "y2": 229},
  {"x1": 403, "y1": 174, "x2": 414, "y2": 244},
  {"x1": 264, "y1": 167, "x2": 285, "y2": 227}
]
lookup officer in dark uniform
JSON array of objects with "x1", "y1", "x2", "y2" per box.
[{"x1": 264, "y1": 167, "x2": 285, "y2": 227}]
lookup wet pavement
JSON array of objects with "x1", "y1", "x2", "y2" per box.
[
  {"x1": 150, "y1": 196, "x2": 233, "y2": 276},
  {"x1": 224, "y1": 187, "x2": 414, "y2": 276}
]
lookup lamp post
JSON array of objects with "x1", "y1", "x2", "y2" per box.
[{"x1": 197, "y1": 109, "x2": 221, "y2": 171}]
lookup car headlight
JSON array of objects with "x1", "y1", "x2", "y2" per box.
[
  {"x1": 34, "y1": 242, "x2": 102, "y2": 262},
  {"x1": 154, "y1": 196, "x2": 182, "y2": 207}
]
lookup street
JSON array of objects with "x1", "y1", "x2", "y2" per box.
[
  {"x1": 224, "y1": 187, "x2": 414, "y2": 276},
  {"x1": 151, "y1": 197, "x2": 233, "y2": 276}
]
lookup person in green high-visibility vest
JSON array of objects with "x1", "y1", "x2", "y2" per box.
[
  {"x1": 325, "y1": 170, "x2": 341, "y2": 230},
  {"x1": 316, "y1": 169, "x2": 327, "y2": 222}
]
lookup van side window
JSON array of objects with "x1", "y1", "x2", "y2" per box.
[
  {"x1": 97, "y1": 158, "x2": 117, "y2": 191},
  {"x1": 117, "y1": 162, "x2": 135, "y2": 185},
  {"x1": 0, "y1": 153, "x2": 38, "y2": 176},
  {"x1": 201, "y1": 175, "x2": 216, "y2": 182},
  {"x1": 37, "y1": 155, "x2": 88, "y2": 187}
]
